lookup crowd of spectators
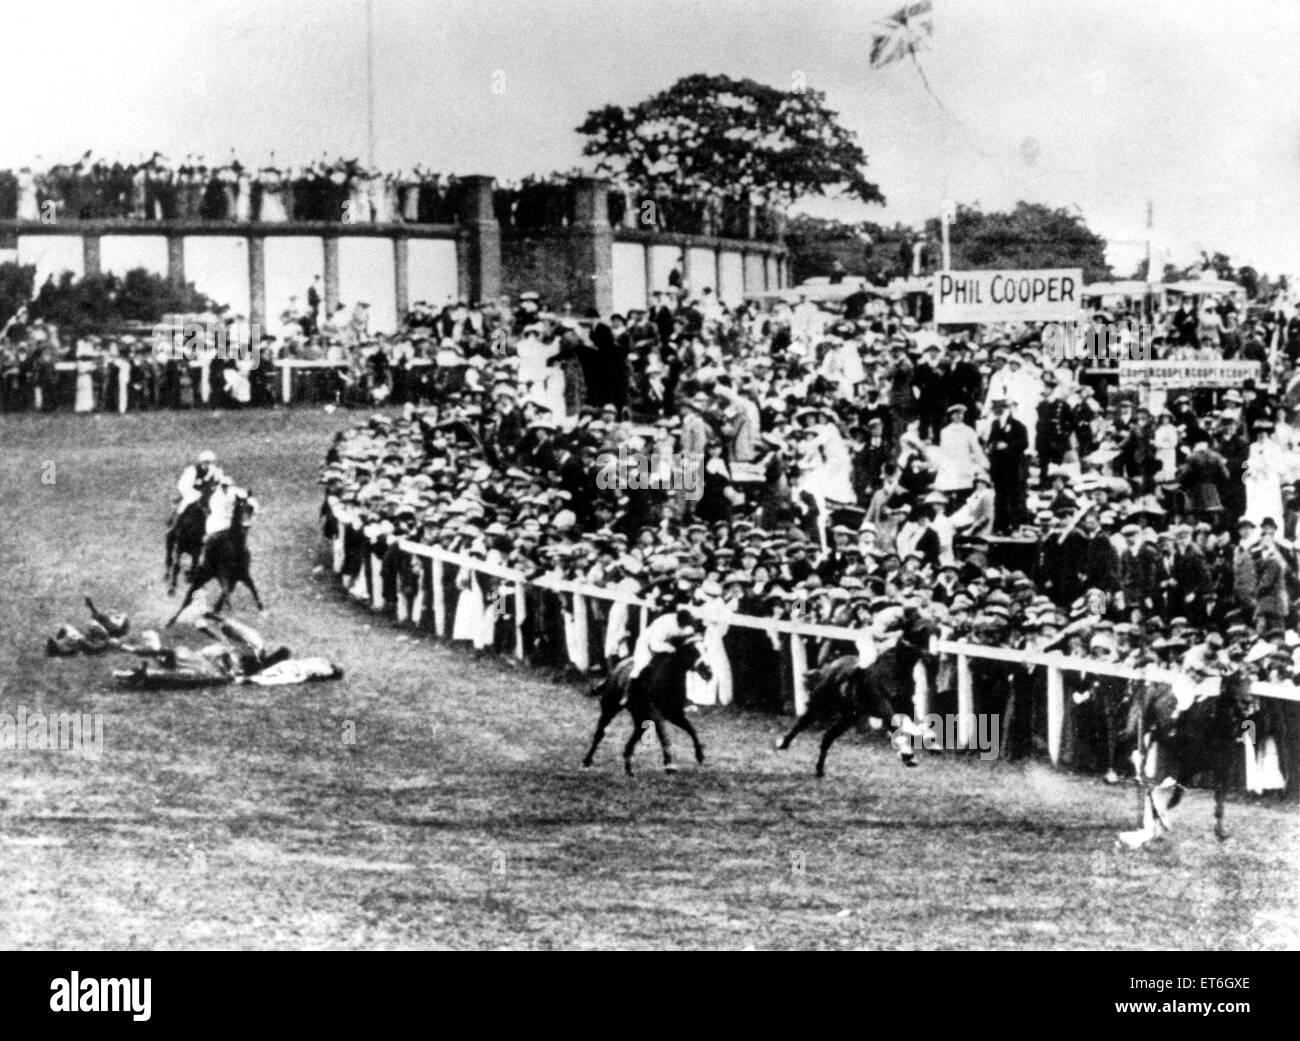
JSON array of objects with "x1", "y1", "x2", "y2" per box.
[
  {"x1": 0, "y1": 156, "x2": 783, "y2": 239},
  {"x1": 0, "y1": 154, "x2": 465, "y2": 224},
  {"x1": 313, "y1": 277, "x2": 1300, "y2": 790}
]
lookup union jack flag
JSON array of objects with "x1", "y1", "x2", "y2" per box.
[{"x1": 869, "y1": 1, "x2": 934, "y2": 69}]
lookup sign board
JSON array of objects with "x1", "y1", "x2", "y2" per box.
[
  {"x1": 934, "y1": 268, "x2": 1083, "y2": 323},
  {"x1": 1118, "y1": 359, "x2": 1261, "y2": 391}
]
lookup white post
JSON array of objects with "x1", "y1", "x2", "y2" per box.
[
  {"x1": 956, "y1": 653, "x2": 974, "y2": 749},
  {"x1": 281, "y1": 361, "x2": 292, "y2": 404},
  {"x1": 332, "y1": 521, "x2": 345, "y2": 574},
  {"x1": 432, "y1": 559, "x2": 446, "y2": 636},
  {"x1": 370, "y1": 546, "x2": 385, "y2": 611},
  {"x1": 790, "y1": 634, "x2": 809, "y2": 716},
  {"x1": 913, "y1": 660, "x2": 930, "y2": 721},
  {"x1": 514, "y1": 580, "x2": 527, "y2": 660},
  {"x1": 1046, "y1": 665, "x2": 1064, "y2": 765},
  {"x1": 394, "y1": 549, "x2": 409, "y2": 624},
  {"x1": 411, "y1": 556, "x2": 426, "y2": 627}
]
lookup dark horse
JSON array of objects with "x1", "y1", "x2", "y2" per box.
[
  {"x1": 581, "y1": 636, "x2": 713, "y2": 775},
  {"x1": 166, "y1": 492, "x2": 263, "y2": 627},
  {"x1": 165, "y1": 491, "x2": 211, "y2": 595},
  {"x1": 1118, "y1": 668, "x2": 1259, "y2": 847},
  {"x1": 775, "y1": 609, "x2": 937, "y2": 777}
]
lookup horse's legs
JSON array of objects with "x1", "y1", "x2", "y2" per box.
[
  {"x1": 582, "y1": 693, "x2": 622, "y2": 768},
  {"x1": 666, "y1": 707, "x2": 705, "y2": 764},
  {"x1": 815, "y1": 710, "x2": 857, "y2": 778},
  {"x1": 1214, "y1": 780, "x2": 1228, "y2": 842},
  {"x1": 647, "y1": 708, "x2": 675, "y2": 771},
  {"x1": 211, "y1": 579, "x2": 231, "y2": 615},
  {"x1": 776, "y1": 705, "x2": 818, "y2": 751},
  {"x1": 166, "y1": 579, "x2": 202, "y2": 628},
  {"x1": 623, "y1": 712, "x2": 649, "y2": 776},
  {"x1": 242, "y1": 574, "x2": 265, "y2": 611}
]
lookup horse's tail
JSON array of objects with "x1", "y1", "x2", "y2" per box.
[{"x1": 597, "y1": 657, "x2": 635, "y2": 708}]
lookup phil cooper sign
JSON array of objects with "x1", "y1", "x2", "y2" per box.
[{"x1": 935, "y1": 269, "x2": 1083, "y2": 323}]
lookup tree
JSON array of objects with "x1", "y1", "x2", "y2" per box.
[
  {"x1": 784, "y1": 214, "x2": 919, "y2": 285},
  {"x1": 0, "y1": 261, "x2": 36, "y2": 328},
  {"x1": 926, "y1": 202, "x2": 1112, "y2": 282},
  {"x1": 577, "y1": 74, "x2": 885, "y2": 210},
  {"x1": 28, "y1": 268, "x2": 217, "y2": 338}
]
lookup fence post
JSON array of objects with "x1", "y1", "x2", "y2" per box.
[
  {"x1": 957, "y1": 653, "x2": 973, "y2": 749},
  {"x1": 370, "y1": 542, "x2": 386, "y2": 612},
  {"x1": 790, "y1": 633, "x2": 809, "y2": 716},
  {"x1": 280, "y1": 361, "x2": 292, "y2": 405},
  {"x1": 394, "y1": 548, "x2": 409, "y2": 624},
  {"x1": 411, "y1": 555, "x2": 426, "y2": 627},
  {"x1": 331, "y1": 518, "x2": 345, "y2": 574},
  {"x1": 514, "y1": 580, "x2": 527, "y2": 660},
  {"x1": 571, "y1": 592, "x2": 590, "y2": 673},
  {"x1": 432, "y1": 558, "x2": 446, "y2": 636},
  {"x1": 913, "y1": 660, "x2": 930, "y2": 721},
  {"x1": 1046, "y1": 664, "x2": 1064, "y2": 765}
]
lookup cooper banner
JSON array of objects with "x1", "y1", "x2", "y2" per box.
[
  {"x1": 935, "y1": 268, "x2": 1083, "y2": 323},
  {"x1": 1118, "y1": 359, "x2": 1261, "y2": 390}
]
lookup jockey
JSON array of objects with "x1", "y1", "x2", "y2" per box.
[
  {"x1": 169, "y1": 450, "x2": 226, "y2": 532},
  {"x1": 205, "y1": 474, "x2": 258, "y2": 540},
  {"x1": 629, "y1": 607, "x2": 700, "y2": 680},
  {"x1": 178, "y1": 450, "x2": 225, "y2": 507}
]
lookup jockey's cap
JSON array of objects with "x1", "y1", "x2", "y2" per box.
[{"x1": 198, "y1": 450, "x2": 216, "y2": 463}]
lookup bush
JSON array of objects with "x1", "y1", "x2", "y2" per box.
[{"x1": 25, "y1": 266, "x2": 218, "y2": 338}]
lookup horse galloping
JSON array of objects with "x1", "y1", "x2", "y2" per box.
[
  {"x1": 1118, "y1": 667, "x2": 1260, "y2": 848},
  {"x1": 582, "y1": 635, "x2": 713, "y2": 775},
  {"x1": 166, "y1": 492, "x2": 263, "y2": 627},
  {"x1": 775, "y1": 609, "x2": 936, "y2": 777},
  {"x1": 165, "y1": 491, "x2": 211, "y2": 595}
]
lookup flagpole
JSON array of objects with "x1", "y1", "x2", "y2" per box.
[{"x1": 366, "y1": 0, "x2": 376, "y2": 169}]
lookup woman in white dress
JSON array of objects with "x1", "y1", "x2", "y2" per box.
[
  {"x1": 1153, "y1": 411, "x2": 1179, "y2": 483},
  {"x1": 257, "y1": 170, "x2": 288, "y2": 222},
  {"x1": 451, "y1": 540, "x2": 487, "y2": 644},
  {"x1": 16, "y1": 167, "x2": 39, "y2": 221},
  {"x1": 1244, "y1": 422, "x2": 1286, "y2": 526},
  {"x1": 686, "y1": 582, "x2": 733, "y2": 706},
  {"x1": 514, "y1": 329, "x2": 566, "y2": 416}
]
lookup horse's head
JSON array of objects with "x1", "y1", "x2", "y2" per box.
[
  {"x1": 896, "y1": 607, "x2": 938, "y2": 660},
  {"x1": 231, "y1": 490, "x2": 257, "y2": 528},
  {"x1": 674, "y1": 634, "x2": 713, "y2": 683}
]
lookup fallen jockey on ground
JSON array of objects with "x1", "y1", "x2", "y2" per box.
[{"x1": 44, "y1": 598, "x2": 341, "y2": 687}]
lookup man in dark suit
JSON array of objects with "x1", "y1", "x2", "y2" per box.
[
  {"x1": 1119, "y1": 523, "x2": 1164, "y2": 619},
  {"x1": 1038, "y1": 512, "x2": 1088, "y2": 607},
  {"x1": 1080, "y1": 509, "x2": 1121, "y2": 596},
  {"x1": 941, "y1": 342, "x2": 982, "y2": 425},
  {"x1": 986, "y1": 397, "x2": 1029, "y2": 533}
]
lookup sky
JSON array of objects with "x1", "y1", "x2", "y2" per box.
[{"x1": 2, "y1": 0, "x2": 1298, "y2": 278}]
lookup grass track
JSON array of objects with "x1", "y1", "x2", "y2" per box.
[{"x1": 0, "y1": 409, "x2": 1296, "y2": 949}]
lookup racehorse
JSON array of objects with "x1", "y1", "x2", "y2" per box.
[
  {"x1": 1118, "y1": 667, "x2": 1259, "y2": 848},
  {"x1": 581, "y1": 635, "x2": 713, "y2": 775},
  {"x1": 165, "y1": 492, "x2": 263, "y2": 627},
  {"x1": 165, "y1": 490, "x2": 212, "y2": 594},
  {"x1": 775, "y1": 608, "x2": 937, "y2": 777}
]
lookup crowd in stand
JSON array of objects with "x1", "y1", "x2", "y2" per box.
[
  {"x1": 0, "y1": 154, "x2": 465, "y2": 224},
  {"x1": 313, "y1": 277, "x2": 1300, "y2": 790},
  {"x1": 0, "y1": 155, "x2": 782, "y2": 238}
]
